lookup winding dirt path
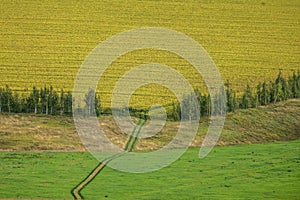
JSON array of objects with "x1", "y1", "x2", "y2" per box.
[{"x1": 71, "y1": 119, "x2": 146, "y2": 199}]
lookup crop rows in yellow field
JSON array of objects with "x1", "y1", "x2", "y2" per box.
[{"x1": 0, "y1": 0, "x2": 299, "y2": 108}]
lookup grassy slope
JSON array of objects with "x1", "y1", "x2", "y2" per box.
[
  {"x1": 0, "y1": 140, "x2": 299, "y2": 199},
  {"x1": 0, "y1": 99, "x2": 299, "y2": 152},
  {"x1": 0, "y1": 114, "x2": 85, "y2": 152}
]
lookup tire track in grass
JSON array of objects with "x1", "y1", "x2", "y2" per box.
[
  {"x1": 125, "y1": 119, "x2": 145, "y2": 152},
  {"x1": 71, "y1": 118, "x2": 146, "y2": 199}
]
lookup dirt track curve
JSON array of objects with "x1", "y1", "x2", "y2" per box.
[{"x1": 71, "y1": 119, "x2": 146, "y2": 199}]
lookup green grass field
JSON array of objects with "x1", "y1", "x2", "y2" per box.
[
  {"x1": 0, "y1": 140, "x2": 299, "y2": 199},
  {"x1": 1, "y1": 0, "x2": 299, "y2": 107}
]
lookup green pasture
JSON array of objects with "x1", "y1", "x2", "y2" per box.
[{"x1": 1, "y1": 140, "x2": 299, "y2": 199}]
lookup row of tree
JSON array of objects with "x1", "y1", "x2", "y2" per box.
[
  {"x1": 0, "y1": 71, "x2": 299, "y2": 120},
  {"x1": 167, "y1": 70, "x2": 300, "y2": 121},
  {"x1": 0, "y1": 86, "x2": 73, "y2": 115}
]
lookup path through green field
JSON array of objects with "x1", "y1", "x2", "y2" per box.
[
  {"x1": 71, "y1": 118, "x2": 146, "y2": 199},
  {"x1": 0, "y1": 140, "x2": 299, "y2": 199}
]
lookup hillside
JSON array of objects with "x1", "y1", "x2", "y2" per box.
[{"x1": 0, "y1": 99, "x2": 299, "y2": 152}]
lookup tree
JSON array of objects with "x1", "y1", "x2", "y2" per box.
[
  {"x1": 50, "y1": 90, "x2": 59, "y2": 115},
  {"x1": 289, "y1": 71, "x2": 300, "y2": 98},
  {"x1": 269, "y1": 81, "x2": 277, "y2": 103},
  {"x1": 47, "y1": 85, "x2": 58, "y2": 114},
  {"x1": 84, "y1": 89, "x2": 102, "y2": 116},
  {"x1": 275, "y1": 73, "x2": 284, "y2": 102},
  {"x1": 297, "y1": 70, "x2": 300, "y2": 97},
  {"x1": 171, "y1": 101, "x2": 180, "y2": 121},
  {"x1": 212, "y1": 86, "x2": 226, "y2": 116},
  {"x1": 225, "y1": 80, "x2": 236, "y2": 112},
  {"x1": 207, "y1": 94, "x2": 211, "y2": 116},
  {"x1": 19, "y1": 93, "x2": 27, "y2": 113},
  {"x1": 30, "y1": 86, "x2": 39, "y2": 114},
  {"x1": 194, "y1": 89, "x2": 201, "y2": 116},
  {"x1": 12, "y1": 93, "x2": 21, "y2": 113},
  {"x1": 181, "y1": 92, "x2": 199, "y2": 121},
  {"x1": 64, "y1": 92, "x2": 73, "y2": 115},
  {"x1": 281, "y1": 77, "x2": 289, "y2": 101},
  {"x1": 199, "y1": 94, "x2": 209, "y2": 116},
  {"x1": 255, "y1": 82, "x2": 262, "y2": 107},
  {"x1": 40, "y1": 86, "x2": 48, "y2": 114},
  {"x1": 260, "y1": 81, "x2": 270, "y2": 105},
  {"x1": 270, "y1": 71, "x2": 287, "y2": 103},
  {"x1": 240, "y1": 84, "x2": 253, "y2": 109},
  {"x1": 232, "y1": 91, "x2": 238, "y2": 111},
  {"x1": 60, "y1": 89, "x2": 65, "y2": 115},
  {"x1": 3, "y1": 85, "x2": 13, "y2": 113},
  {"x1": 95, "y1": 94, "x2": 101, "y2": 117}
]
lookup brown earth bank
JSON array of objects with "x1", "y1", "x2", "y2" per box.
[{"x1": 0, "y1": 99, "x2": 299, "y2": 152}]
